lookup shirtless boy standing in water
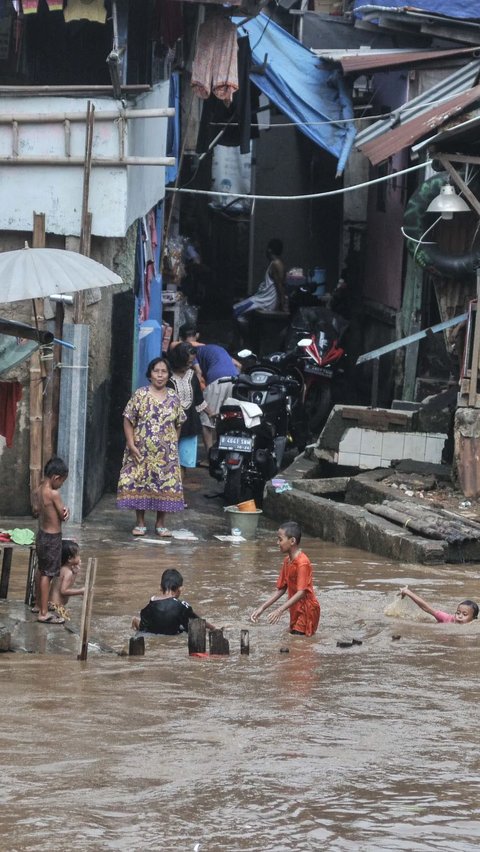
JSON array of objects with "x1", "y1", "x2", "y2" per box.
[{"x1": 32, "y1": 456, "x2": 69, "y2": 624}]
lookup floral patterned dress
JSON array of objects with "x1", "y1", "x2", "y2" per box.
[{"x1": 117, "y1": 387, "x2": 186, "y2": 512}]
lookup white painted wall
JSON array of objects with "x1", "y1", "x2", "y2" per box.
[{"x1": 0, "y1": 81, "x2": 170, "y2": 237}]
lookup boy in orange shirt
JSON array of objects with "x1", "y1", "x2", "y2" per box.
[{"x1": 250, "y1": 521, "x2": 320, "y2": 636}]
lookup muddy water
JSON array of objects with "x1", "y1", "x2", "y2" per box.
[{"x1": 1, "y1": 527, "x2": 480, "y2": 851}]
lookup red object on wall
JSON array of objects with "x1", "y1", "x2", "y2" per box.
[{"x1": 0, "y1": 381, "x2": 22, "y2": 448}]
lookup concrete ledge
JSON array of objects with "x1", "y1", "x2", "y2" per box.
[{"x1": 263, "y1": 486, "x2": 446, "y2": 564}]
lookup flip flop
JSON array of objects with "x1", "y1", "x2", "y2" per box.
[
  {"x1": 155, "y1": 527, "x2": 172, "y2": 537},
  {"x1": 37, "y1": 614, "x2": 65, "y2": 624},
  {"x1": 132, "y1": 526, "x2": 147, "y2": 536}
]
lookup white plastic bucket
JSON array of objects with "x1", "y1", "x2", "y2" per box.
[{"x1": 224, "y1": 506, "x2": 262, "y2": 540}]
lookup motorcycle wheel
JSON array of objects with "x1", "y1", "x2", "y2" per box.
[
  {"x1": 224, "y1": 468, "x2": 243, "y2": 506},
  {"x1": 305, "y1": 382, "x2": 332, "y2": 439}
]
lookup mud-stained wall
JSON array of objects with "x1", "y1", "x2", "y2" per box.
[{"x1": 0, "y1": 226, "x2": 136, "y2": 517}]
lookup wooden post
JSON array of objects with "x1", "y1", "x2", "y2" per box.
[
  {"x1": 24, "y1": 547, "x2": 37, "y2": 606},
  {"x1": 129, "y1": 636, "x2": 145, "y2": 656},
  {"x1": 188, "y1": 618, "x2": 206, "y2": 655},
  {"x1": 371, "y1": 358, "x2": 380, "y2": 408},
  {"x1": 29, "y1": 213, "x2": 46, "y2": 508},
  {"x1": 77, "y1": 556, "x2": 97, "y2": 661},
  {"x1": 0, "y1": 548, "x2": 13, "y2": 599},
  {"x1": 468, "y1": 271, "x2": 480, "y2": 406},
  {"x1": 74, "y1": 101, "x2": 94, "y2": 324},
  {"x1": 208, "y1": 629, "x2": 229, "y2": 656},
  {"x1": 240, "y1": 629, "x2": 250, "y2": 655}
]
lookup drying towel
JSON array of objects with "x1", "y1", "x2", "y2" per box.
[
  {"x1": 64, "y1": 0, "x2": 107, "y2": 24},
  {"x1": 223, "y1": 397, "x2": 262, "y2": 429},
  {"x1": 0, "y1": 380, "x2": 22, "y2": 448},
  {"x1": 191, "y1": 16, "x2": 238, "y2": 106}
]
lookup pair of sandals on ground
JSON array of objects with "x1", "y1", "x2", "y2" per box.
[{"x1": 132, "y1": 525, "x2": 172, "y2": 537}]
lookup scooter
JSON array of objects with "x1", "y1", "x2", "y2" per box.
[
  {"x1": 286, "y1": 306, "x2": 349, "y2": 439},
  {"x1": 208, "y1": 352, "x2": 304, "y2": 506}
]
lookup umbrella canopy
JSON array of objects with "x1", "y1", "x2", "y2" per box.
[{"x1": 0, "y1": 246, "x2": 122, "y2": 303}]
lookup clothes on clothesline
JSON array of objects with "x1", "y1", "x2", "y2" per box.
[
  {"x1": 0, "y1": 380, "x2": 22, "y2": 448},
  {"x1": 191, "y1": 15, "x2": 238, "y2": 106},
  {"x1": 196, "y1": 36, "x2": 259, "y2": 156}
]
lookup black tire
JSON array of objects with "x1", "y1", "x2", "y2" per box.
[
  {"x1": 224, "y1": 468, "x2": 242, "y2": 506},
  {"x1": 305, "y1": 382, "x2": 332, "y2": 439}
]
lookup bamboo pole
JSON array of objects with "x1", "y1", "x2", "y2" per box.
[
  {"x1": 29, "y1": 213, "x2": 45, "y2": 510},
  {"x1": 0, "y1": 108, "x2": 174, "y2": 123},
  {"x1": 77, "y1": 557, "x2": 97, "y2": 661},
  {"x1": 0, "y1": 156, "x2": 175, "y2": 166},
  {"x1": 74, "y1": 102, "x2": 94, "y2": 324}
]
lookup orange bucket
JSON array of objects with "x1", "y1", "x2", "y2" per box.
[{"x1": 237, "y1": 499, "x2": 257, "y2": 512}]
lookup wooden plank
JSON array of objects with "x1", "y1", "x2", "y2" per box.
[
  {"x1": 188, "y1": 618, "x2": 206, "y2": 655},
  {"x1": 129, "y1": 636, "x2": 145, "y2": 656},
  {"x1": 469, "y1": 277, "x2": 480, "y2": 406},
  {"x1": 0, "y1": 548, "x2": 13, "y2": 599},
  {"x1": 24, "y1": 547, "x2": 37, "y2": 606},
  {"x1": 208, "y1": 629, "x2": 229, "y2": 656},
  {"x1": 77, "y1": 556, "x2": 97, "y2": 661},
  {"x1": 240, "y1": 629, "x2": 250, "y2": 655}
]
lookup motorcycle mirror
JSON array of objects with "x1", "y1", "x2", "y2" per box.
[
  {"x1": 297, "y1": 338, "x2": 313, "y2": 348},
  {"x1": 238, "y1": 349, "x2": 254, "y2": 358}
]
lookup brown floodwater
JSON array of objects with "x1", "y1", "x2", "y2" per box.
[{"x1": 1, "y1": 507, "x2": 480, "y2": 851}]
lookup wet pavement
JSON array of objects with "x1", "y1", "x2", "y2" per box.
[{"x1": 1, "y1": 462, "x2": 480, "y2": 850}]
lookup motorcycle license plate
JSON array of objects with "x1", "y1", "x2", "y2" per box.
[
  {"x1": 304, "y1": 364, "x2": 332, "y2": 378},
  {"x1": 218, "y1": 435, "x2": 253, "y2": 452}
]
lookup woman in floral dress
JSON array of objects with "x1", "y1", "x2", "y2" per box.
[{"x1": 117, "y1": 357, "x2": 186, "y2": 537}]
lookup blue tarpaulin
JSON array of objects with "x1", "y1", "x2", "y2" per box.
[
  {"x1": 236, "y1": 14, "x2": 355, "y2": 176},
  {"x1": 354, "y1": 1, "x2": 480, "y2": 20}
]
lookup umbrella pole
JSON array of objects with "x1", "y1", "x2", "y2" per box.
[{"x1": 29, "y1": 214, "x2": 46, "y2": 511}]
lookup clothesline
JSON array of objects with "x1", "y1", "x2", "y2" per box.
[{"x1": 167, "y1": 158, "x2": 432, "y2": 203}]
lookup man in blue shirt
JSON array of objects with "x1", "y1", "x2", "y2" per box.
[{"x1": 195, "y1": 344, "x2": 239, "y2": 450}]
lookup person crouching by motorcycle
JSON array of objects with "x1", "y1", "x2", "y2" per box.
[{"x1": 195, "y1": 344, "x2": 239, "y2": 451}]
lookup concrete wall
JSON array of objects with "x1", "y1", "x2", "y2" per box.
[{"x1": 0, "y1": 83, "x2": 169, "y2": 237}]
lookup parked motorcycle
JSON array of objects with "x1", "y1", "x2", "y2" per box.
[
  {"x1": 208, "y1": 352, "x2": 305, "y2": 506},
  {"x1": 286, "y1": 306, "x2": 349, "y2": 439}
]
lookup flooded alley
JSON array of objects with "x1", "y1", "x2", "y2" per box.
[{"x1": 1, "y1": 468, "x2": 480, "y2": 851}]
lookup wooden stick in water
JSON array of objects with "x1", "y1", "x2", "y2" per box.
[{"x1": 77, "y1": 556, "x2": 97, "y2": 661}]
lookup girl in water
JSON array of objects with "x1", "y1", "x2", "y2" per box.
[{"x1": 399, "y1": 587, "x2": 479, "y2": 623}]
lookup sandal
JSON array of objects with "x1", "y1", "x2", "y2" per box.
[
  {"x1": 37, "y1": 614, "x2": 65, "y2": 625},
  {"x1": 155, "y1": 527, "x2": 172, "y2": 537},
  {"x1": 132, "y1": 526, "x2": 147, "y2": 536}
]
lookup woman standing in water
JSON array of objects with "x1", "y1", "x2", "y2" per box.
[{"x1": 117, "y1": 357, "x2": 186, "y2": 536}]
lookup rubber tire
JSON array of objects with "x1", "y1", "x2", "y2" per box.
[
  {"x1": 305, "y1": 382, "x2": 332, "y2": 439},
  {"x1": 224, "y1": 467, "x2": 242, "y2": 506}
]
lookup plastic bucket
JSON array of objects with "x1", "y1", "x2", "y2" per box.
[
  {"x1": 237, "y1": 499, "x2": 257, "y2": 512},
  {"x1": 224, "y1": 506, "x2": 262, "y2": 540}
]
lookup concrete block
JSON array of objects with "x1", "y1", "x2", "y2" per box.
[
  {"x1": 425, "y1": 435, "x2": 444, "y2": 463},
  {"x1": 382, "y1": 431, "x2": 404, "y2": 461},
  {"x1": 403, "y1": 433, "x2": 426, "y2": 461},
  {"x1": 360, "y1": 430, "x2": 383, "y2": 456},
  {"x1": 359, "y1": 454, "x2": 382, "y2": 469},
  {"x1": 339, "y1": 427, "x2": 362, "y2": 453},
  {"x1": 338, "y1": 451, "x2": 360, "y2": 466}
]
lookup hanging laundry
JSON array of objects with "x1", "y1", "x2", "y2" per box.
[
  {"x1": 21, "y1": 0, "x2": 39, "y2": 14},
  {"x1": 0, "y1": 380, "x2": 22, "y2": 448},
  {"x1": 197, "y1": 36, "x2": 259, "y2": 156},
  {"x1": 44, "y1": 0, "x2": 64, "y2": 11},
  {"x1": 191, "y1": 16, "x2": 238, "y2": 106},
  {"x1": 63, "y1": 0, "x2": 107, "y2": 25}
]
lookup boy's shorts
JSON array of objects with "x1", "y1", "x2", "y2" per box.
[{"x1": 36, "y1": 530, "x2": 62, "y2": 578}]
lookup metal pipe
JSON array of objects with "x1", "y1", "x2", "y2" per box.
[
  {"x1": 0, "y1": 318, "x2": 54, "y2": 344},
  {"x1": 0, "y1": 108, "x2": 174, "y2": 123},
  {"x1": 0, "y1": 156, "x2": 176, "y2": 166}
]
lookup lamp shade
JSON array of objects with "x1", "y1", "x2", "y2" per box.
[{"x1": 427, "y1": 184, "x2": 470, "y2": 220}]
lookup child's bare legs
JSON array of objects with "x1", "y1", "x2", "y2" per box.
[
  {"x1": 38, "y1": 573, "x2": 52, "y2": 619},
  {"x1": 135, "y1": 511, "x2": 145, "y2": 530}
]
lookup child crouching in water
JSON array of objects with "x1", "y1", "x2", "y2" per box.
[
  {"x1": 132, "y1": 568, "x2": 217, "y2": 635},
  {"x1": 251, "y1": 521, "x2": 320, "y2": 636},
  {"x1": 49, "y1": 540, "x2": 85, "y2": 618},
  {"x1": 400, "y1": 587, "x2": 479, "y2": 624}
]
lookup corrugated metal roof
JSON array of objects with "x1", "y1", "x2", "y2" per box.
[
  {"x1": 355, "y1": 59, "x2": 480, "y2": 165},
  {"x1": 312, "y1": 46, "x2": 480, "y2": 75}
]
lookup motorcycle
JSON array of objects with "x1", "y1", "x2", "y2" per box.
[
  {"x1": 286, "y1": 306, "x2": 349, "y2": 439},
  {"x1": 208, "y1": 351, "x2": 305, "y2": 506}
]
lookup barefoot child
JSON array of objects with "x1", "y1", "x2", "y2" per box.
[
  {"x1": 250, "y1": 521, "x2": 320, "y2": 636},
  {"x1": 49, "y1": 540, "x2": 85, "y2": 616},
  {"x1": 131, "y1": 568, "x2": 217, "y2": 635},
  {"x1": 400, "y1": 587, "x2": 479, "y2": 624},
  {"x1": 32, "y1": 456, "x2": 69, "y2": 624}
]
